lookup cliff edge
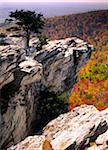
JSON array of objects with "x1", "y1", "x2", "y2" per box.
[{"x1": 0, "y1": 35, "x2": 93, "y2": 149}]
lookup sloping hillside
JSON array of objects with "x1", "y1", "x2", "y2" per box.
[
  {"x1": 44, "y1": 10, "x2": 108, "y2": 111},
  {"x1": 1, "y1": 10, "x2": 108, "y2": 51},
  {"x1": 45, "y1": 10, "x2": 108, "y2": 42},
  {"x1": 64, "y1": 10, "x2": 108, "y2": 111}
]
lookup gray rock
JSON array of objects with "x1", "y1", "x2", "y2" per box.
[
  {"x1": 8, "y1": 105, "x2": 108, "y2": 150},
  {"x1": 0, "y1": 37, "x2": 93, "y2": 148}
]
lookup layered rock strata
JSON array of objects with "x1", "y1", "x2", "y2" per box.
[{"x1": 0, "y1": 36, "x2": 93, "y2": 149}]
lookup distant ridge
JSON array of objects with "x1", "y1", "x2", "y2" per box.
[
  {"x1": 0, "y1": 2, "x2": 107, "y2": 23},
  {"x1": 44, "y1": 10, "x2": 108, "y2": 42}
]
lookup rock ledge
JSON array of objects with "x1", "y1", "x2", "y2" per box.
[{"x1": 8, "y1": 105, "x2": 108, "y2": 150}]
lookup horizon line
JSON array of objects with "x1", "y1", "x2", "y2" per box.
[{"x1": 0, "y1": 1, "x2": 107, "y2": 3}]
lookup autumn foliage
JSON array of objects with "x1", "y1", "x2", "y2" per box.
[
  {"x1": 69, "y1": 54, "x2": 108, "y2": 111},
  {"x1": 44, "y1": 10, "x2": 108, "y2": 42},
  {"x1": 66, "y1": 10, "x2": 108, "y2": 111},
  {"x1": 69, "y1": 79, "x2": 108, "y2": 111},
  {"x1": 1, "y1": 9, "x2": 107, "y2": 111},
  {"x1": 44, "y1": 9, "x2": 108, "y2": 111}
]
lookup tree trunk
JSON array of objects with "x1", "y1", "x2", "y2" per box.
[
  {"x1": 24, "y1": 30, "x2": 30, "y2": 55},
  {"x1": 26, "y1": 31, "x2": 30, "y2": 48}
]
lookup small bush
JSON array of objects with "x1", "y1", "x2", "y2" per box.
[{"x1": 37, "y1": 34, "x2": 48, "y2": 51}]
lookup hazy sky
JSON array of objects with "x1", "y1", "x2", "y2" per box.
[{"x1": 0, "y1": 0, "x2": 107, "y2": 2}]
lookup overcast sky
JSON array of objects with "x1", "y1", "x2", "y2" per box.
[{"x1": 0, "y1": 0, "x2": 107, "y2": 3}]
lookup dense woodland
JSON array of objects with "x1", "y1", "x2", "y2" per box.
[
  {"x1": 44, "y1": 10, "x2": 108, "y2": 111},
  {"x1": 46, "y1": 10, "x2": 108, "y2": 110},
  {"x1": 44, "y1": 10, "x2": 108, "y2": 42},
  {"x1": 69, "y1": 56, "x2": 108, "y2": 111}
]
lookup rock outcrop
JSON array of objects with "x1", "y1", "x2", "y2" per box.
[
  {"x1": 0, "y1": 35, "x2": 93, "y2": 149},
  {"x1": 8, "y1": 105, "x2": 108, "y2": 150},
  {"x1": 0, "y1": 45, "x2": 42, "y2": 149}
]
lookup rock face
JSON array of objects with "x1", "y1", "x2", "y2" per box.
[
  {"x1": 0, "y1": 35, "x2": 93, "y2": 149},
  {"x1": 0, "y1": 45, "x2": 42, "y2": 149},
  {"x1": 8, "y1": 105, "x2": 108, "y2": 150}
]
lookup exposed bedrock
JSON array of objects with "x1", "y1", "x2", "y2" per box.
[
  {"x1": 0, "y1": 36, "x2": 93, "y2": 149},
  {"x1": 8, "y1": 105, "x2": 108, "y2": 150}
]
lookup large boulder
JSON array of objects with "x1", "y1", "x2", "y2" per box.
[{"x1": 8, "y1": 105, "x2": 108, "y2": 150}]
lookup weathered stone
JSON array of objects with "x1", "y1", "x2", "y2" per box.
[
  {"x1": 8, "y1": 135, "x2": 46, "y2": 150},
  {"x1": 8, "y1": 105, "x2": 108, "y2": 150},
  {"x1": 0, "y1": 36, "x2": 93, "y2": 149}
]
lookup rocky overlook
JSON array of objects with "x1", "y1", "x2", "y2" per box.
[
  {"x1": 8, "y1": 105, "x2": 108, "y2": 150},
  {"x1": 0, "y1": 34, "x2": 93, "y2": 149}
]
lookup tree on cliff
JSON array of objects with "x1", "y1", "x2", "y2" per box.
[{"x1": 7, "y1": 10, "x2": 45, "y2": 54}]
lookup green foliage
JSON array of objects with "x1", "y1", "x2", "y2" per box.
[
  {"x1": 57, "y1": 91, "x2": 67, "y2": 100},
  {"x1": 38, "y1": 87, "x2": 68, "y2": 129},
  {"x1": 38, "y1": 34, "x2": 48, "y2": 45},
  {"x1": 79, "y1": 64, "x2": 108, "y2": 81},
  {"x1": 86, "y1": 94, "x2": 93, "y2": 99},
  {"x1": 37, "y1": 34, "x2": 48, "y2": 51},
  {"x1": 9, "y1": 10, "x2": 45, "y2": 33},
  {"x1": 8, "y1": 9, "x2": 45, "y2": 50}
]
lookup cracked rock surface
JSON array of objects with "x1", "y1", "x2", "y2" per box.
[
  {"x1": 0, "y1": 36, "x2": 93, "y2": 149},
  {"x1": 8, "y1": 105, "x2": 108, "y2": 150}
]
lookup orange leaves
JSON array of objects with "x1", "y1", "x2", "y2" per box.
[
  {"x1": 69, "y1": 49, "x2": 108, "y2": 111},
  {"x1": 44, "y1": 10, "x2": 108, "y2": 112},
  {"x1": 80, "y1": 60, "x2": 95, "y2": 73},
  {"x1": 68, "y1": 104, "x2": 74, "y2": 111},
  {"x1": 69, "y1": 52, "x2": 108, "y2": 111},
  {"x1": 69, "y1": 79, "x2": 108, "y2": 111}
]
